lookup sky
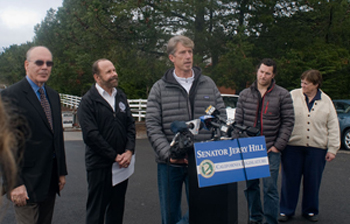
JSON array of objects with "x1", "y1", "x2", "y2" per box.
[{"x1": 0, "y1": 0, "x2": 63, "y2": 51}]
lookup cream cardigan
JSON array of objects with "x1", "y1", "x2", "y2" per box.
[{"x1": 288, "y1": 89, "x2": 340, "y2": 154}]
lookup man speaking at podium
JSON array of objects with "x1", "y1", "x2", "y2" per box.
[
  {"x1": 235, "y1": 58, "x2": 294, "y2": 224},
  {"x1": 146, "y1": 35, "x2": 226, "y2": 224}
]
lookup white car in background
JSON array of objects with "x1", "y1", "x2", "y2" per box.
[{"x1": 221, "y1": 94, "x2": 239, "y2": 120}]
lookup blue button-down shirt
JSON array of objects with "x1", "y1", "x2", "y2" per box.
[
  {"x1": 26, "y1": 76, "x2": 49, "y2": 102},
  {"x1": 304, "y1": 89, "x2": 322, "y2": 112}
]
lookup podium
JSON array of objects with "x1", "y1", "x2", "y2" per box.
[
  {"x1": 187, "y1": 151, "x2": 238, "y2": 224},
  {"x1": 187, "y1": 136, "x2": 270, "y2": 223}
]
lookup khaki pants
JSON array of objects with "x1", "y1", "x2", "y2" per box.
[{"x1": 14, "y1": 193, "x2": 56, "y2": 224}]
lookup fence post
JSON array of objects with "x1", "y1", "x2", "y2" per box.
[{"x1": 138, "y1": 99, "x2": 141, "y2": 122}]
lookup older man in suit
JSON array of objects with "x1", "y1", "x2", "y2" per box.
[{"x1": 1, "y1": 46, "x2": 67, "y2": 224}]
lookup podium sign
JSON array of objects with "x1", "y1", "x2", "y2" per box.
[{"x1": 194, "y1": 136, "x2": 270, "y2": 188}]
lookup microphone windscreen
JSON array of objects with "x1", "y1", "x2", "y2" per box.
[{"x1": 170, "y1": 121, "x2": 188, "y2": 133}]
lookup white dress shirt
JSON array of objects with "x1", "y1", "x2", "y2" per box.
[{"x1": 95, "y1": 83, "x2": 117, "y2": 111}]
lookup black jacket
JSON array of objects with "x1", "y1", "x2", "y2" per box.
[
  {"x1": 1, "y1": 78, "x2": 67, "y2": 203},
  {"x1": 78, "y1": 84, "x2": 136, "y2": 171}
]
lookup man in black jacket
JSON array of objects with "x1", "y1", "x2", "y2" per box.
[
  {"x1": 1, "y1": 46, "x2": 67, "y2": 224},
  {"x1": 78, "y1": 59, "x2": 135, "y2": 224}
]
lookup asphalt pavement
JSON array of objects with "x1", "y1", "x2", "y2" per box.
[{"x1": 1, "y1": 131, "x2": 349, "y2": 224}]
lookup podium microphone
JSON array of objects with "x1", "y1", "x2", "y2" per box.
[
  {"x1": 205, "y1": 105, "x2": 220, "y2": 117},
  {"x1": 200, "y1": 115, "x2": 232, "y2": 133},
  {"x1": 186, "y1": 119, "x2": 203, "y2": 135},
  {"x1": 205, "y1": 105, "x2": 227, "y2": 124},
  {"x1": 232, "y1": 122, "x2": 260, "y2": 136},
  {"x1": 199, "y1": 115, "x2": 216, "y2": 130}
]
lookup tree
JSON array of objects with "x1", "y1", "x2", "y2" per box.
[
  {"x1": 0, "y1": 43, "x2": 32, "y2": 85},
  {"x1": 250, "y1": 0, "x2": 350, "y2": 98},
  {"x1": 1, "y1": 0, "x2": 350, "y2": 99},
  {"x1": 212, "y1": 34, "x2": 255, "y2": 93}
]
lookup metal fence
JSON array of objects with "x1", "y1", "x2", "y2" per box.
[{"x1": 59, "y1": 93, "x2": 147, "y2": 121}]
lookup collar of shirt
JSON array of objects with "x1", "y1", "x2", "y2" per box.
[
  {"x1": 26, "y1": 76, "x2": 47, "y2": 101},
  {"x1": 173, "y1": 69, "x2": 194, "y2": 94},
  {"x1": 95, "y1": 83, "x2": 117, "y2": 111},
  {"x1": 304, "y1": 89, "x2": 322, "y2": 112}
]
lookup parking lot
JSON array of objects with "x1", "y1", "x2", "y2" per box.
[{"x1": 1, "y1": 131, "x2": 349, "y2": 224}]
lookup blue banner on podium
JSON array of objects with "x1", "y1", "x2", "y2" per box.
[{"x1": 194, "y1": 136, "x2": 270, "y2": 188}]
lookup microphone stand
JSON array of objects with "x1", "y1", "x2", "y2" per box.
[{"x1": 231, "y1": 130, "x2": 251, "y2": 224}]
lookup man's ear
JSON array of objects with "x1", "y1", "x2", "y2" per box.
[
  {"x1": 93, "y1": 74, "x2": 99, "y2": 82},
  {"x1": 168, "y1": 54, "x2": 175, "y2": 63},
  {"x1": 24, "y1": 60, "x2": 29, "y2": 72}
]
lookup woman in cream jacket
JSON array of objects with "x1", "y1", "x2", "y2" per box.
[{"x1": 279, "y1": 70, "x2": 340, "y2": 223}]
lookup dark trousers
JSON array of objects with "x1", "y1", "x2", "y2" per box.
[
  {"x1": 86, "y1": 167, "x2": 129, "y2": 224},
  {"x1": 280, "y1": 145, "x2": 327, "y2": 216}
]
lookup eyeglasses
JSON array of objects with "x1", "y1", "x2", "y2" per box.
[{"x1": 32, "y1": 60, "x2": 54, "y2": 67}]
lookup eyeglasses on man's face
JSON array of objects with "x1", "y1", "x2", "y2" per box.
[{"x1": 31, "y1": 60, "x2": 54, "y2": 67}]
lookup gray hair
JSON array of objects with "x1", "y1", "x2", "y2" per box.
[{"x1": 167, "y1": 35, "x2": 194, "y2": 55}]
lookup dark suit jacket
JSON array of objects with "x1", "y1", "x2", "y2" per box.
[{"x1": 1, "y1": 78, "x2": 68, "y2": 203}]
